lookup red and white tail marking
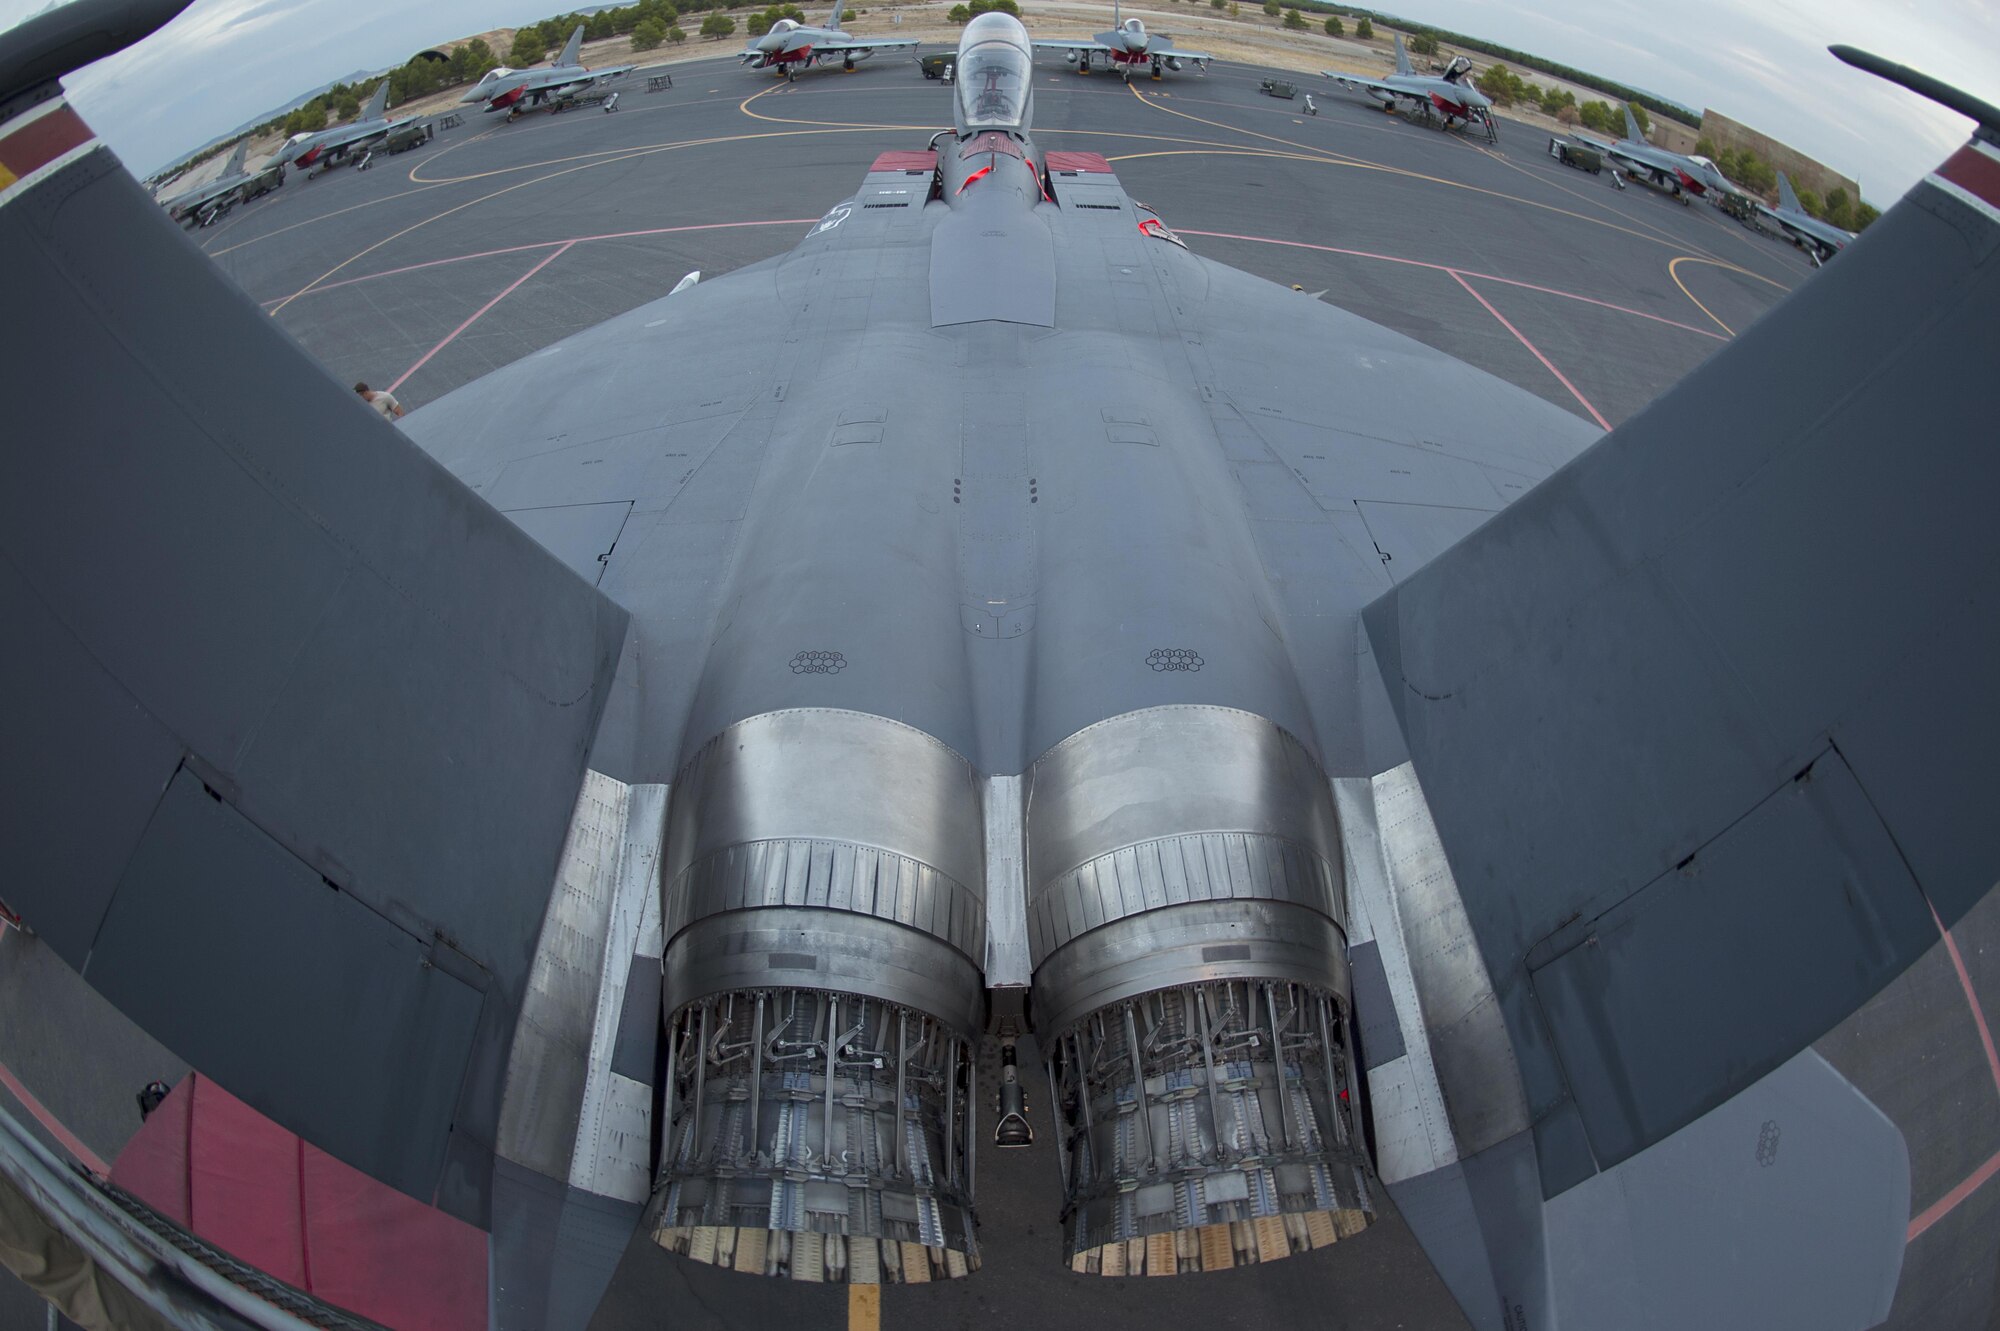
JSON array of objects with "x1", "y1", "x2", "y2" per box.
[
  {"x1": 0, "y1": 99, "x2": 98, "y2": 207},
  {"x1": 1929, "y1": 138, "x2": 2000, "y2": 226}
]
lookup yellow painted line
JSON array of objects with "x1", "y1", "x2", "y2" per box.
[
  {"x1": 848, "y1": 1282, "x2": 881, "y2": 1331},
  {"x1": 0, "y1": 162, "x2": 15, "y2": 189},
  {"x1": 1668, "y1": 255, "x2": 1740, "y2": 336}
]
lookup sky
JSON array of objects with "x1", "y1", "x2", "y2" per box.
[{"x1": 2, "y1": 0, "x2": 1995, "y2": 197}]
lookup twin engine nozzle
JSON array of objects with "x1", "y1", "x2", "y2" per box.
[{"x1": 652, "y1": 707, "x2": 1374, "y2": 1283}]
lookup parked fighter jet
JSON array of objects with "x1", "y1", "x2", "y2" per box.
[
  {"x1": 1033, "y1": 0, "x2": 1210, "y2": 79},
  {"x1": 7, "y1": 1, "x2": 2000, "y2": 1327},
  {"x1": 461, "y1": 25, "x2": 635, "y2": 113},
  {"x1": 274, "y1": 80, "x2": 420, "y2": 174},
  {"x1": 1758, "y1": 170, "x2": 1856, "y2": 263},
  {"x1": 1589, "y1": 103, "x2": 1729, "y2": 200},
  {"x1": 1323, "y1": 33, "x2": 1494, "y2": 139},
  {"x1": 738, "y1": 0, "x2": 917, "y2": 79},
  {"x1": 155, "y1": 138, "x2": 279, "y2": 225}
]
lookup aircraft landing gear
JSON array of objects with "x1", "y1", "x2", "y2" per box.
[{"x1": 843, "y1": 58, "x2": 855, "y2": 71}]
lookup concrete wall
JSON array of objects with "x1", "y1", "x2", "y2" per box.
[
  {"x1": 1650, "y1": 118, "x2": 1700, "y2": 155},
  {"x1": 1697, "y1": 108, "x2": 1860, "y2": 202}
]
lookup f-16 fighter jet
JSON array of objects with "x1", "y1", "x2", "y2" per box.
[
  {"x1": 1033, "y1": 0, "x2": 1211, "y2": 79},
  {"x1": 1324, "y1": 33, "x2": 1495, "y2": 140},
  {"x1": 461, "y1": 25, "x2": 635, "y2": 114},
  {"x1": 7, "y1": 0, "x2": 2000, "y2": 1326},
  {"x1": 739, "y1": 0, "x2": 918, "y2": 79},
  {"x1": 1590, "y1": 102, "x2": 1730, "y2": 200},
  {"x1": 155, "y1": 138, "x2": 279, "y2": 225},
  {"x1": 1758, "y1": 170, "x2": 1856, "y2": 263},
  {"x1": 274, "y1": 79, "x2": 420, "y2": 174}
]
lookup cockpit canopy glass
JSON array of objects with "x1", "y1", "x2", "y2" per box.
[{"x1": 956, "y1": 16, "x2": 1032, "y2": 129}]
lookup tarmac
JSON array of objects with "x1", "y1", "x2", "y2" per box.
[{"x1": 5, "y1": 50, "x2": 1994, "y2": 1331}]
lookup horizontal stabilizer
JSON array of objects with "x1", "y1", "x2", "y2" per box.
[
  {"x1": 0, "y1": 96, "x2": 627, "y2": 1222},
  {"x1": 1364, "y1": 132, "x2": 2000, "y2": 1189}
]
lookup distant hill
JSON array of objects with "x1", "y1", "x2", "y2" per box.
[{"x1": 162, "y1": 67, "x2": 387, "y2": 170}]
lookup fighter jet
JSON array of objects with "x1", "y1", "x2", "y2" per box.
[
  {"x1": 274, "y1": 80, "x2": 420, "y2": 175},
  {"x1": 7, "y1": 1, "x2": 2000, "y2": 1327},
  {"x1": 1757, "y1": 170, "x2": 1856, "y2": 263},
  {"x1": 737, "y1": 0, "x2": 918, "y2": 79},
  {"x1": 461, "y1": 25, "x2": 635, "y2": 114},
  {"x1": 155, "y1": 138, "x2": 279, "y2": 226},
  {"x1": 1588, "y1": 102, "x2": 1729, "y2": 201},
  {"x1": 1033, "y1": 0, "x2": 1211, "y2": 79},
  {"x1": 1323, "y1": 34, "x2": 1495, "y2": 140}
]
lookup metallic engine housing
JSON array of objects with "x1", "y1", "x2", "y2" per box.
[
  {"x1": 1025, "y1": 707, "x2": 1374, "y2": 1271},
  {"x1": 655, "y1": 710, "x2": 987, "y2": 1280},
  {"x1": 1026, "y1": 707, "x2": 1350, "y2": 1032}
]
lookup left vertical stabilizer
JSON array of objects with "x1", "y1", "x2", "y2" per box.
[{"x1": 361, "y1": 76, "x2": 388, "y2": 120}]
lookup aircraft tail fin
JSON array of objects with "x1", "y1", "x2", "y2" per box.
[
  {"x1": 0, "y1": 63, "x2": 627, "y2": 1225},
  {"x1": 222, "y1": 137, "x2": 246, "y2": 175},
  {"x1": 361, "y1": 77, "x2": 388, "y2": 121},
  {"x1": 1622, "y1": 101, "x2": 1643, "y2": 141},
  {"x1": 1393, "y1": 31, "x2": 1412, "y2": 75},
  {"x1": 1365, "y1": 73, "x2": 2000, "y2": 1206},
  {"x1": 555, "y1": 22, "x2": 583, "y2": 66},
  {"x1": 828, "y1": 0, "x2": 848, "y2": 29},
  {"x1": 1777, "y1": 169, "x2": 1803, "y2": 213}
]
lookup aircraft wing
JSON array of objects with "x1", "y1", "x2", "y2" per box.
[
  {"x1": 1148, "y1": 35, "x2": 1211, "y2": 60},
  {"x1": 809, "y1": 35, "x2": 919, "y2": 52},
  {"x1": 1034, "y1": 37, "x2": 1110, "y2": 54},
  {"x1": 1326, "y1": 71, "x2": 1405, "y2": 98}
]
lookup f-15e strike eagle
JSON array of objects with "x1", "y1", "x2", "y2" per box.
[
  {"x1": 1323, "y1": 33, "x2": 1495, "y2": 139},
  {"x1": 461, "y1": 23, "x2": 635, "y2": 115},
  {"x1": 4, "y1": 1, "x2": 2000, "y2": 1328},
  {"x1": 1033, "y1": 0, "x2": 1211, "y2": 79},
  {"x1": 739, "y1": 0, "x2": 918, "y2": 79},
  {"x1": 274, "y1": 77, "x2": 420, "y2": 173}
]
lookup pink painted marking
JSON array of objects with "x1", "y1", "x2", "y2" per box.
[
  {"x1": 1909, "y1": 1148, "x2": 2000, "y2": 1244},
  {"x1": 1902, "y1": 897, "x2": 2000, "y2": 1243},
  {"x1": 1449, "y1": 271, "x2": 1611, "y2": 430},
  {"x1": 0, "y1": 1058, "x2": 111, "y2": 1177},
  {"x1": 389, "y1": 241, "x2": 575, "y2": 393},
  {"x1": 1177, "y1": 228, "x2": 1727, "y2": 340},
  {"x1": 263, "y1": 218, "x2": 820, "y2": 305},
  {"x1": 1931, "y1": 897, "x2": 2000, "y2": 1098}
]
